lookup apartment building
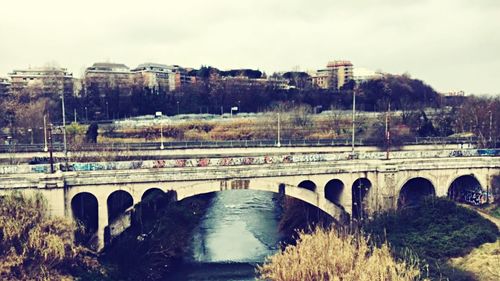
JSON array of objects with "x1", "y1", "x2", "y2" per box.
[
  {"x1": 0, "y1": 77, "x2": 10, "y2": 97},
  {"x1": 8, "y1": 67, "x2": 74, "y2": 97},
  {"x1": 312, "y1": 60, "x2": 354, "y2": 90},
  {"x1": 131, "y1": 63, "x2": 171, "y2": 93},
  {"x1": 83, "y1": 62, "x2": 132, "y2": 96}
]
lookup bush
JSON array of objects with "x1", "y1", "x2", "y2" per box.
[
  {"x1": 0, "y1": 192, "x2": 95, "y2": 280},
  {"x1": 258, "y1": 227, "x2": 424, "y2": 281},
  {"x1": 364, "y1": 197, "x2": 499, "y2": 279}
]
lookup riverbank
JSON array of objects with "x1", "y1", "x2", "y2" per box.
[{"x1": 279, "y1": 197, "x2": 499, "y2": 280}]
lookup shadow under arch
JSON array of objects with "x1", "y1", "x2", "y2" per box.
[
  {"x1": 174, "y1": 180, "x2": 349, "y2": 224},
  {"x1": 107, "y1": 190, "x2": 133, "y2": 224},
  {"x1": 448, "y1": 174, "x2": 486, "y2": 205},
  {"x1": 142, "y1": 188, "x2": 166, "y2": 202},
  {"x1": 398, "y1": 177, "x2": 435, "y2": 208},
  {"x1": 71, "y1": 192, "x2": 98, "y2": 247},
  {"x1": 298, "y1": 180, "x2": 317, "y2": 192},
  {"x1": 352, "y1": 178, "x2": 372, "y2": 221},
  {"x1": 325, "y1": 179, "x2": 344, "y2": 207}
]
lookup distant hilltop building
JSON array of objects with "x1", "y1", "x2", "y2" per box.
[
  {"x1": 8, "y1": 67, "x2": 74, "y2": 97},
  {"x1": 353, "y1": 67, "x2": 383, "y2": 84},
  {"x1": 83, "y1": 62, "x2": 132, "y2": 96},
  {"x1": 0, "y1": 77, "x2": 10, "y2": 97},
  {"x1": 311, "y1": 60, "x2": 353, "y2": 90},
  {"x1": 131, "y1": 63, "x2": 171, "y2": 93}
]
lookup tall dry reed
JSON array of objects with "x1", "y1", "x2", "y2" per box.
[{"x1": 258, "y1": 227, "x2": 424, "y2": 281}]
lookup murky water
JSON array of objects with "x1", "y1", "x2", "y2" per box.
[{"x1": 167, "y1": 190, "x2": 283, "y2": 280}]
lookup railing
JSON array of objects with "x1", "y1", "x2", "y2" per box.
[{"x1": 0, "y1": 136, "x2": 485, "y2": 153}]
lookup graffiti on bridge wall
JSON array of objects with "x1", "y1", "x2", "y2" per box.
[
  {"x1": 20, "y1": 148, "x2": 500, "y2": 174},
  {"x1": 458, "y1": 189, "x2": 492, "y2": 206}
]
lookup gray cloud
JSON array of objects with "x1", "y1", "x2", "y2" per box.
[{"x1": 0, "y1": 0, "x2": 499, "y2": 94}]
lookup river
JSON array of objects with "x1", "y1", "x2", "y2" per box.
[{"x1": 166, "y1": 190, "x2": 284, "y2": 280}]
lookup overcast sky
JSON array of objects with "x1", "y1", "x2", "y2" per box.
[{"x1": 1, "y1": 0, "x2": 499, "y2": 94}]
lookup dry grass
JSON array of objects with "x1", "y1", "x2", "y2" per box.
[
  {"x1": 100, "y1": 115, "x2": 355, "y2": 142},
  {"x1": 450, "y1": 239, "x2": 500, "y2": 281},
  {"x1": 0, "y1": 192, "x2": 86, "y2": 280},
  {"x1": 258, "y1": 227, "x2": 425, "y2": 281}
]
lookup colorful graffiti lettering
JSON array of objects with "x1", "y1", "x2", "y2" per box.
[
  {"x1": 31, "y1": 165, "x2": 48, "y2": 173},
  {"x1": 460, "y1": 189, "x2": 492, "y2": 206},
  {"x1": 153, "y1": 160, "x2": 166, "y2": 168},
  {"x1": 197, "y1": 158, "x2": 210, "y2": 167},
  {"x1": 131, "y1": 161, "x2": 143, "y2": 169},
  {"x1": 218, "y1": 158, "x2": 233, "y2": 166},
  {"x1": 282, "y1": 155, "x2": 293, "y2": 163},
  {"x1": 243, "y1": 157, "x2": 255, "y2": 165}
]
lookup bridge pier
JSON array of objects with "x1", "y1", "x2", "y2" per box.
[{"x1": 97, "y1": 196, "x2": 108, "y2": 251}]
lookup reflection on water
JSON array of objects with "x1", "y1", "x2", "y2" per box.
[{"x1": 167, "y1": 190, "x2": 283, "y2": 281}]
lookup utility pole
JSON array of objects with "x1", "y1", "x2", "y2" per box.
[
  {"x1": 48, "y1": 123, "x2": 54, "y2": 174},
  {"x1": 74, "y1": 108, "x2": 77, "y2": 123},
  {"x1": 351, "y1": 87, "x2": 356, "y2": 157},
  {"x1": 61, "y1": 93, "x2": 68, "y2": 158},
  {"x1": 489, "y1": 110, "x2": 493, "y2": 145},
  {"x1": 277, "y1": 112, "x2": 281, "y2": 147},
  {"x1": 43, "y1": 114, "x2": 48, "y2": 152},
  {"x1": 385, "y1": 103, "x2": 391, "y2": 160}
]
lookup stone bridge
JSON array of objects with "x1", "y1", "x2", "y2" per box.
[{"x1": 0, "y1": 147, "x2": 499, "y2": 251}]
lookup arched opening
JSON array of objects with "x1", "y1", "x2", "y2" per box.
[
  {"x1": 325, "y1": 179, "x2": 344, "y2": 206},
  {"x1": 352, "y1": 178, "x2": 372, "y2": 221},
  {"x1": 298, "y1": 180, "x2": 316, "y2": 192},
  {"x1": 398, "y1": 177, "x2": 435, "y2": 208},
  {"x1": 142, "y1": 188, "x2": 165, "y2": 202},
  {"x1": 107, "y1": 190, "x2": 133, "y2": 224},
  {"x1": 71, "y1": 192, "x2": 98, "y2": 246},
  {"x1": 448, "y1": 175, "x2": 487, "y2": 206}
]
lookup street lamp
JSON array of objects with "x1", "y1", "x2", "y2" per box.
[
  {"x1": 27, "y1": 128, "x2": 33, "y2": 145},
  {"x1": 106, "y1": 101, "x2": 109, "y2": 120},
  {"x1": 177, "y1": 101, "x2": 180, "y2": 115},
  {"x1": 160, "y1": 120, "x2": 164, "y2": 150}
]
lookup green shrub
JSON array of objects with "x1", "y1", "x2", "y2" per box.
[{"x1": 364, "y1": 197, "x2": 499, "y2": 279}]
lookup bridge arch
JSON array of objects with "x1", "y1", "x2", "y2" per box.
[
  {"x1": 448, "y1": 174, "x2": 486, "y2": 205},
  {"x1": 352, "y1": 178, "x2": 372, "y2": 221},
  {"x1": 107, "y1": 190, "x2": 133, "y2": 224},
  {"x1": 398, "y1": 177, "x2": 435, "y2": 208},
  {"x1": 325, "y1": 179, "x2": 344, "y2": 206},
  {"x1": 142, "y1": 188, "x2": 166, "y2": 202},
  {"x1": 298, "y1": 180, "x2": 317, "y2": 192},
  {"x1": 71, "y1": 192, "x2": 98, "y2": 245},
  {"x1": 173, "y1": 178, "x2": 347, "y2": 222}
]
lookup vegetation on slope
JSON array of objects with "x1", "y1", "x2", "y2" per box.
[
  {"x1": 364, "y1": 198, "x2": 499, "y2": 280},
  {"x1": 0, "y1": 192, "x2": 101, "y2": 281},
  {"x1": 258, "y1": 227, "x2": 424, "y2": 281}
]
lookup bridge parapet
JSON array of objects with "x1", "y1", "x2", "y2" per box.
[{"x1": 1, "y1": 148, "x2": 498, "y2": 177}]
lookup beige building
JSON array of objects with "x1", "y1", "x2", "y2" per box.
[
  {"x1": 83, "y1": 63, "x2": 132, "y2": 97},
  {"x1": 131, "y1": 63, "x2": 171, "y2": 93},
  {"x1": 312, "y1": 60, "x2": 354, "y2": 90},
  {"x1": 8, "y1": 67, "x2": 74, "y2": 97}
]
